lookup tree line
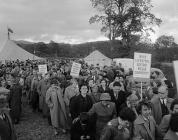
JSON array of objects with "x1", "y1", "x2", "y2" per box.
[{"x1": 16, "y1": 35, "x2": 178, "y2": 63}]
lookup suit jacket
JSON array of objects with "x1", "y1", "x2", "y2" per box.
[
  {"x1": 159, "y1": 114, "x2": 171, "y2": 136},
  {"x1": 151, "y1": 96, "x2": 172, "y2": 125},
  {"x1": 134, "y1": 115, "x2": 163, "y2": 140},
  {"x1": 164, "y1": 130, "x2": 178, "y2": 140},
  {"x1": 88, "y1": 102, "x2": 117, "y2": 136}
]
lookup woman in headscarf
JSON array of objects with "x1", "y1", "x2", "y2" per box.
[{"x1": 88, "y1": 93, "x2": 117, "y2": 140}]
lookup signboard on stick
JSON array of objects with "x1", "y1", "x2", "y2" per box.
[
  {"x1": 133, "y1": 52, "x2": 151, "y2": 81},
  {"x1": 173, "y1": 61, "x2": 178, "y2": 94},
  {"x1": 70, "y1": 62, "x2": 81, "y2": 77},
  {"x1": 38, "y1": 64, "x2": 47, "y2": 76}
]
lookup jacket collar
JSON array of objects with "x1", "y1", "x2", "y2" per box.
[{"x1": 135, "y1": 115, "x2": 154, "y2": 140}]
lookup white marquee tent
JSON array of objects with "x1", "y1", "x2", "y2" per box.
[
  {"x1": 0, "y1": 40, "x2": 43, "y2": 61},
  {"x1": 84, "y1": 50, "x2": 112, "y2": 66}
]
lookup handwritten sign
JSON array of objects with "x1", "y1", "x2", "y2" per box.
[
  {"x1": 173, "y1": 61, "x2": 178, "y2": 94},
  {"x1": 133, "y1": 52, "x2": 151, "y2": 81},
  {"x1": 38, "y1": 64, "x2": 47, "y2": 76},
  {"x1": 70, "y1": 62, "x2": 81, "y2": 77}
]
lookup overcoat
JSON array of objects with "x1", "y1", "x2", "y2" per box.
[
  {"x1": 9, "y1": 83, "x2": 22, "y2": 122},
  {"x1": 46, "y1": 85, "x2": 69, "y2": 129},
  {"x1": 134, "y1": 115, "x2": 163, "y2": 140}
]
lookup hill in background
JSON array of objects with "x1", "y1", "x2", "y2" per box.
[{"x1": 15, "y1": 40, "x2": 178, "y2": 62}]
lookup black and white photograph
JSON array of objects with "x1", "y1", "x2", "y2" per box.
[{"x1": 0, "y1": 0, "x2": 178, "y2": 140}]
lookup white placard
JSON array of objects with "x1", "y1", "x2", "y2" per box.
[
  {"x1": 70, "y1": 62, "x2": 81, "y2": 77},
  {"x1": 38, "y1": 64, "x2": 47, "y2": 76},
  {"x1": 173, "y1": 61, "x2": 178, "y2": 93},
  {"x1": 133, "y1": 52, "x2": 151, "y2": 81}
]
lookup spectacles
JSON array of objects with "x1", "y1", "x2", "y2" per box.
[{"x1": 158, "y1": 92, "x2": 166, "y2": 94}]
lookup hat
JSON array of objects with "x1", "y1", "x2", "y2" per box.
[{"x1": 100, "y1": 93, "x2": 111, "y2": 101}]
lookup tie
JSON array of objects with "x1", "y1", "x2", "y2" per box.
[
  {"x1": 162, "y1": 99, "x2": 166, "y2": 107},
  {"x1": 148, "y1": 119, "x2": 151, "y2": 130}
]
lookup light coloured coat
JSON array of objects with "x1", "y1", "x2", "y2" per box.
[
  {"x1": 46, "y1": 85, "x2": 69, "y2": 129},
  {"x1": 134, "y1": 115, "x2": 163, "y2": 140}
]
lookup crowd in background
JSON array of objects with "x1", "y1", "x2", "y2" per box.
[{"x1": 0, "y1": 58, "x2": 178, "y2": 140}]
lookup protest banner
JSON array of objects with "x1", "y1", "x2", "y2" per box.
[
  {"x1": 70, "y1": 62, "x2": 81, "y2": 77},
  {"x1": 173, "y1": 61, "x2": 178, "y2": 94},
  {"x1": 133, "y1": 52, "x2": 151, "y2": 81},
  {"x1": 38, "y1": 64, "x2": 47, "y2": 76},
  {"x1": 133, "y1": 52, "x2": 151, "y2": 100}
]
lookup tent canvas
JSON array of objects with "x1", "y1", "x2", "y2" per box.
[
  {"x1": 0, "y1": 40, "x2": 43, "y2": 61},
  {"x1": 84, "y1": 50, "x2": 112, "y2": 66}
]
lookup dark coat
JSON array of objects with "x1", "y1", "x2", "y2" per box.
[
  {"x1": 70, "y1": 94, "x2": 93, "y2": 120},
  {"x1": 70, "y1": 119, "x2": 95, "y2": 140},
  {"x1": 9, "y1": 83, "x2": 22, "y2": 122},
  {"x1": 0, "y1": 111, "x2": 17, "y2": 140},
  {"x1": 88, "y1": 102, "x2": 117, "y2": 138},
  {"x1": 109, "y1": 90, "x2": 131, "y2": 115}
]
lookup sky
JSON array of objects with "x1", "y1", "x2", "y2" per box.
[{"x1": 0, "y1": 0, "x2": 178, "y2": 46}]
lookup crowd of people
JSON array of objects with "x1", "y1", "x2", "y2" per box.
[{"x1": 0, "y1": 58, "x2": 178, "y2": 140}]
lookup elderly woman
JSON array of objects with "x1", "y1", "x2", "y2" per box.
[
  {"x1": 46, "y1": 78, "x2": 69, "y2": 135},
  {"x1": 88, "y1": 93, "x2": 117, "y2": 140},
  {"x1": 134, "y1": 100, "x2": 163, "y2": 140}
]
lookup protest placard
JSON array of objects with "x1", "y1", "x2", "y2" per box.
[
  {"x1": 173, "y1": 61, "x2": 178, "y2": 93},
  {"x1": 38, "y1": 64, "x2": 47, "y2": 76},
  {"x1": 70, "y1": 62, "x2": 81, "y2": 77},
  {"x1": 133, "y1": 52, "x2": 151, "y2": 81}
]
